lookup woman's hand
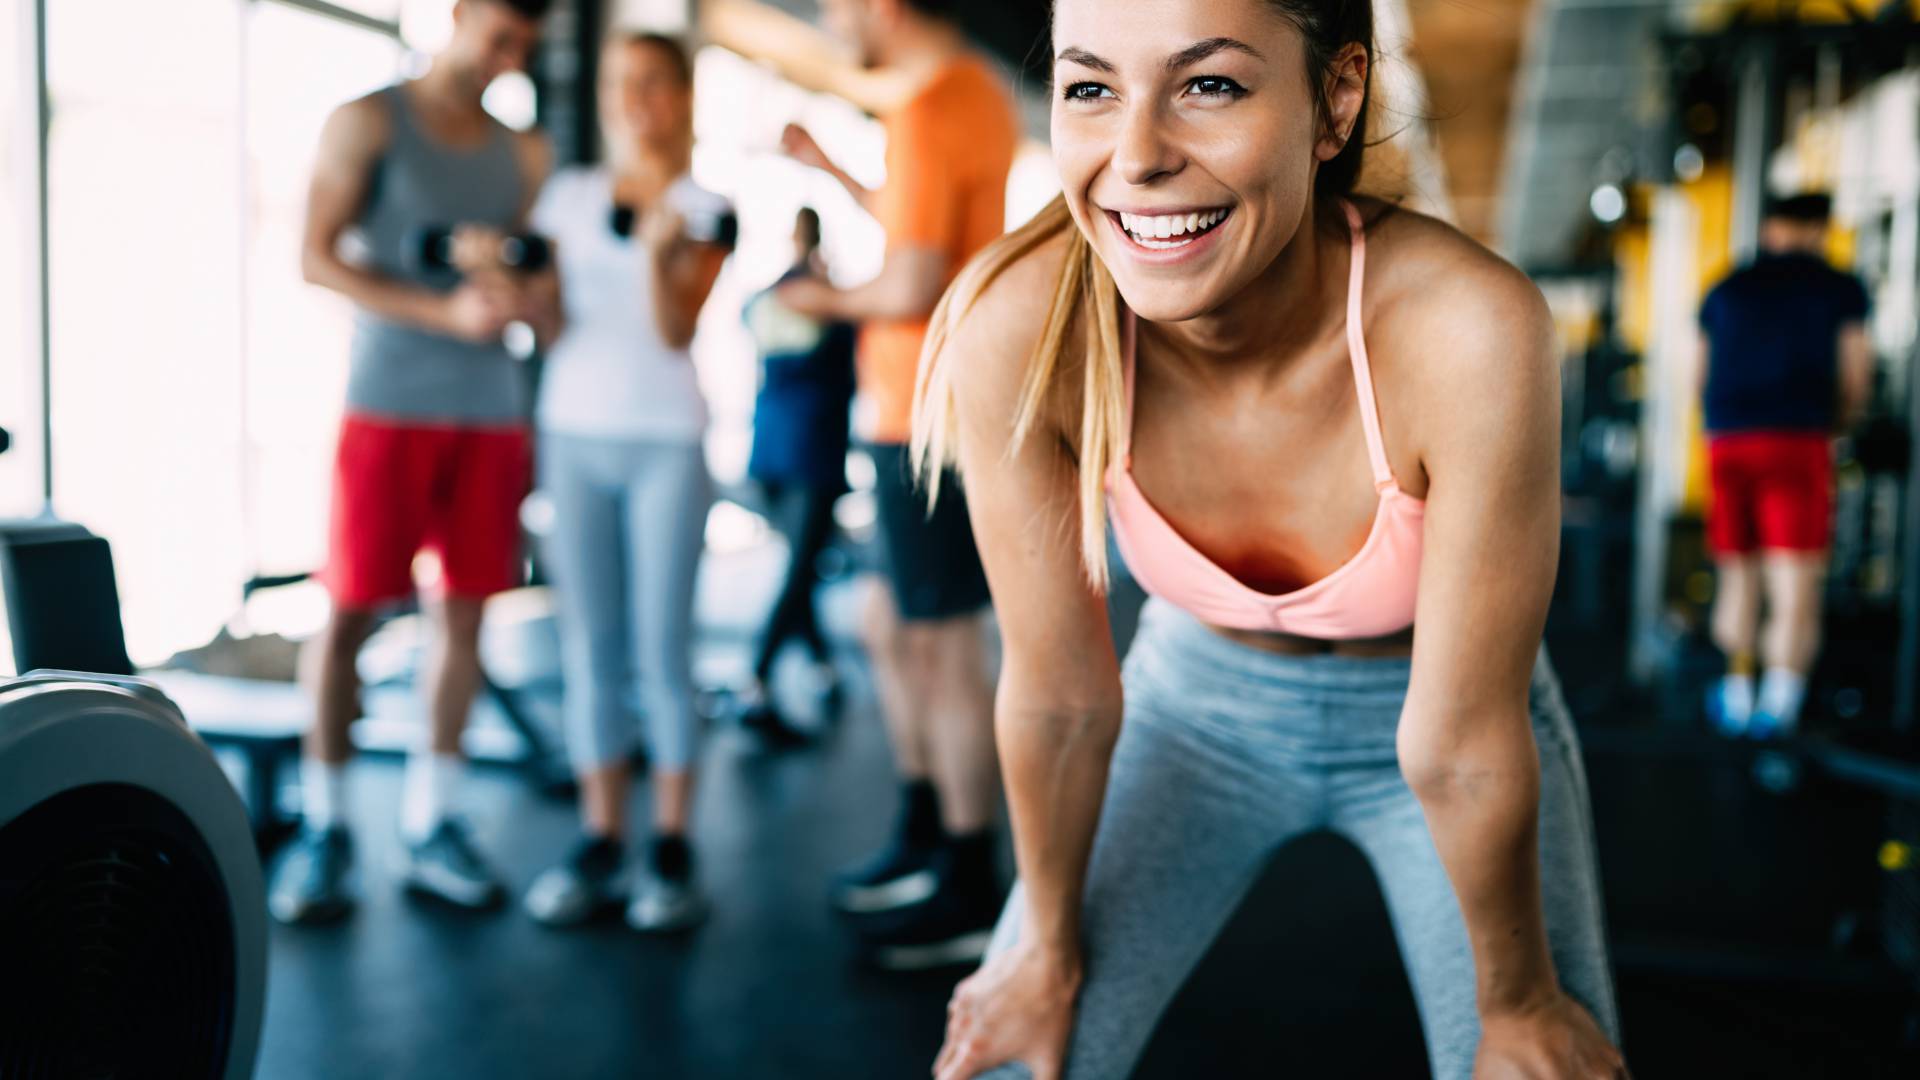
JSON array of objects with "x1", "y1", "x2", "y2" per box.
[
  {"x1": 1474, "y1": 991, "x2": 1628, "y2": 1080},
  {"x1": 779, "y1": 123, "x2": 831, "y2": 172},
  {"x1": 639, "y1": 205, "x2": 686, "y2": 260},
  {"x1": 934, "y1": 941, "x2": 1081, "y2": 1080}
]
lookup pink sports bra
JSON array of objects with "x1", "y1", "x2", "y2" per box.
[{"x1": 1105, "y1": 199, "x2": 1425, "y2": 639}]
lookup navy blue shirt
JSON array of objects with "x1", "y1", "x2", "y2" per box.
[
  {"x1": 1699, "y1": 252, "x2": 1869, "y2": 433},
  {"x1": 745, "y1": 266, "x2": 856, "y2": 490}
]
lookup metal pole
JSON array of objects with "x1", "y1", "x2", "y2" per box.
[
  {"x1": 236, "y1": 0, "x2": 257, "y2": 596},
  {"x1": 1728, "y1": 39, "x2": 1776, "y2": 264},
  {"x1": 33, "y1": 0, "x2": 51, "y2": 512}
]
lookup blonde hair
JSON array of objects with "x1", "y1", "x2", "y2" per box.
[{"x1": 910, "y1": 194, "x2": 1127, "y2": 591}]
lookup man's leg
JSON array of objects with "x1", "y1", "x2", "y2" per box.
[
  {"x1": 1710, "y1": 555, "x2": 1761, "y2": 731},
  {"x1": 393, "y1": 593, "x2": 505, "y2": 908},
  {"x1": 853, "y1": 458, "x2": 1003, "y2": 966},
  {"x1": 1756, "y1": 551, "x2": 1826, "y2": 732},
  {"x1": 273, "y1": 416, "x2": 428, "y2": 924},
  {"x1": 303, "y1": 606, "x2": 380, "y2": 793},
  {"x1": 398, "y1": 425, "x2": 528, "y2": 908},
  {"x1": 404, "y1": 593, "x2": 486, "y2": 829},
  {"x1": 832, "y1": 446, "x2": 946, "y2": 914},
  {"x1": 1706, "y1": 435, "x2": 1761, "y2": 733},
  {"x1": 921, "y1": 613, "x2": 998, "y2": 837},
  {"x1": 1751, "y1": 434, "x2": 1834, "y2": 735},
  {"x1": 865, "y1": 577, "x2": 931, "y2": 780}
]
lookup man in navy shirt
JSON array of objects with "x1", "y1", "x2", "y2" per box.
[{"x1": 1699, "y1": 192, "x2": 1873, "y2": 737}]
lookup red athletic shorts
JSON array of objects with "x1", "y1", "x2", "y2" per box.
[
  {"x1": 324, "y1": 414, "x2": 532, "y2": 609},
  {"x1": 1705, "y1": 431, "x2": 1832, "y2": 555}
]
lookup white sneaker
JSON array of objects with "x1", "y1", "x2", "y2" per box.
[{"x1": 626, "y1": 870, "x2": 709, "y2": 933}]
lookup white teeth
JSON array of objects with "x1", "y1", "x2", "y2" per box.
[{"x1": 1117, "y1": 207, "x2": 1229, "y2": 246}]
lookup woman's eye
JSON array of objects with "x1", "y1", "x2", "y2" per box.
[
  {"x1": 1061, "y1": 82, "x2": 1113, "y2": 102},
  {"x1": 1187, "y1": 76, "x2": 1247, "y2": 99}
]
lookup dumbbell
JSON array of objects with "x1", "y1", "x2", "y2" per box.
[
  {"x1": 609, "y1": 204, "x2": 738, "y2": 248},
  {"x1": 413, "y1": 227, "x2": 553, "y2": 274}
]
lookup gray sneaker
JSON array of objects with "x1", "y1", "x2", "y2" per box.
[
  {"x1": 269, "y1": 826, "x2": 355, "y2": 925},
  {"x1": 525, "y1": 836, "x2": 626, "y2": 926},
  {"x1": 401, "y1": 819, "x2": 505, "y2": 910},
  {"x1": 626, "y1": 869, "x2": 708, "y2": 933}
]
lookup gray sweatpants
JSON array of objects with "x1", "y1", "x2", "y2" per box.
[
  {"x1": 980, "y1": 599, "x2": 1620, "y2": 1079},
  {"x1": 538, "y1": 433, "x2": 712, "y2": 773}
]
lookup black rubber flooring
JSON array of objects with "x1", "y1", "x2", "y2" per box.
[{"x1": 254, "y1": 574, "x2": 1920, "y2": 1078}]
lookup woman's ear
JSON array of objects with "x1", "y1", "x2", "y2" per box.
[{"x1": 1315, "y1": 43, "x2": 1369, "y2": 163}]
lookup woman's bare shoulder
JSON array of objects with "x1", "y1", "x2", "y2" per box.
[
  {"x1": 940, "y1": 224, "x2": 1079, "y2": 411},
  {"x1": 1355, "y1": 197, "x2": 1554, "y2": 394}
]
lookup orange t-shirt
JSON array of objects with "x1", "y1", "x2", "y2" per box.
[{"x1": 859, "y1": 56, "x2": 1019, "y2": 445}]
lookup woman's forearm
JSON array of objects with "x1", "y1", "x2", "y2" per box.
[
  {"x1": 1402, "y1": 713, "x2": 1559, "y2": 1014},
  {"x1": 649, "y1": 248, "x2": 699, "y2": 349},
  {"x1": 998, "y1": 697, "x2": 1121, "y2": 975}
]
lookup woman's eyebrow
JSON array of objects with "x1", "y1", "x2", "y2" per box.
[
  {"x1": 1055, "y1": 46, "x2": 1115, "y2": 73},
  {"x1": 1054, "y1": 38, "x2": 1265, "y2": 75},
  {"x1": 1165, "y1": 37, "x2": 1264, "y2": 71}
]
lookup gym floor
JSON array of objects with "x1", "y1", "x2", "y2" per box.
[{"x1": 254, "y1": 543, "x2": 1919, "y2": 1079}]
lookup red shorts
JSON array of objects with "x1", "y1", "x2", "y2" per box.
[
  {"x1": 1706, "y1": 432, "x2": 1832, "y2": 556},
  {"x1": 324, "y1": 415, "x2": 532, "y2": 609}
]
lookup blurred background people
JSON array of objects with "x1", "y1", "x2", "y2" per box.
[
  {"x1": 1700, "y1": 192, "x2": 1874, "y2": 739},
  {"x1": 737, "y1": 207, "x2": 858, "y2": 742},
  {"x1": 520, "y1": 31, "x2": 733, "y2": 933},
  {"x1": 271, "y1": 0, "x2": 554, "y2": 926},
  {"x1": 774, "y1": 0, "x2": 1019, "y2": 970}
]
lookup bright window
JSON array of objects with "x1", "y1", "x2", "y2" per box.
[{"x1": 44, "y1": 0, "x2": 247, "y2": 664}]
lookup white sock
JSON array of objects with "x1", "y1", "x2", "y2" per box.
[
  {"x1": 302, "y1": 759, "x2": 348, "y2": 831},
  {"x1": 1758, "y1": 668, "x2": 1807, "y2": 728},
  {"x1": 401, "y1": 752, "x2": 466, "y2": 841},
  {"x1": 1720, "y1": 674, "x2": 1756, "y2": 724}
]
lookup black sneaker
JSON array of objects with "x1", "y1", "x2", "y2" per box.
[
  {"x1": 857, "y1": 874, "x2": 1002, "y2": 971},
  {"x1": 740, "y1": 701, "x2": 816, "y2": 749},
  {"x1": 402, "y1": 819, "x2": 505, "y2": 910},
  {"x1": 524, "y1": 835, "x2": 626, "y2": 926},
  {"x1": 269, "y1": 825, "x2": 355, "y2": 925},
  {"x1": 832, "y1": 834, "x2": 942, "y2": 914}
]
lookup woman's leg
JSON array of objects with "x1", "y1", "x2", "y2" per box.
[
  {"x1": 786, "y1": 484, "x2": 840, "y2": 665},
  {"x1": 626, "y1": 440, "x2": 714, "y2": 836},
  {"x1": 539, "y1": 434, "x2": 638, "y2": 838},
  {"x1": 754, "y1": 483, "x2": 838, "y2": 683},
  {"x1": 1332, "y1": 652, "x2": 1619, "y2": 1080},
  {"x1": 975, "y1": 693, "x2": 1315, "y2": 1079},
  {"x1": 750, "y1": 481, "x2": 797, "y2": 682}
]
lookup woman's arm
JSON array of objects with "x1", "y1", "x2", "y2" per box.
[
  {"x1": 1392, "y1": 259, "x2": 1626, "y2": 1077},
  {"x1": 930, "y1": 236, "x2": 1123, "y2": 1080},
  {"x1": 639, "y1": 206, "x2": 728, "y2": 351}
]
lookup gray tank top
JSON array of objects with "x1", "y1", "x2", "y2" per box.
[{"x1": 346, "y1": 85, "x2": 527, "y2": 424}]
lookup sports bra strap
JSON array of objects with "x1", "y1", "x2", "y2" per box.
[
  {"x1": 1117, "y1": 200, "x2": 1396, "y2": 492},
  {"x1": 1341, "y1": 199, "x2": 1395, "y2": 493},
  {"x1": 1120, "y1": 309, "x2": 1137, "y2": 469}
]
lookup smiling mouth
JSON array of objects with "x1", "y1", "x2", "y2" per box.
[{"x1": 1110, "y1": 207, "x2": 1233, "y2": 250}]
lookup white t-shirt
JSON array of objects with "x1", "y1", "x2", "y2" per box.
[{"x1": 530, "y1": 166, "x2": 730, "y2": 441}]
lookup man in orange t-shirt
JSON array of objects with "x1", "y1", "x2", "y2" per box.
[{"x1": 777, "y1": 0, "x2": 1017, "y2": 971}]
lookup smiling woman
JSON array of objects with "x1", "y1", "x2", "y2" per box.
[{"x1": 910, "y1": 2, "x2": 1628, "y2": 1079}]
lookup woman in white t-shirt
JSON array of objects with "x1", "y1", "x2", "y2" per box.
[{"x1": 522, "y1": 31, "x2": 731, "y2": 933}]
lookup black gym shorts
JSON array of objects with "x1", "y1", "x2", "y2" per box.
[{"x1": 867, "y1": 443, "x2": 991, "y2": 621}]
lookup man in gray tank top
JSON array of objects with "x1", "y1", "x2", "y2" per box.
[{"x1": 270, "y1": 0, "x2": 558, "y2": 925}]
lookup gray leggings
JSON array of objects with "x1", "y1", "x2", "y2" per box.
[
  {"x1": 539, "y1": 433, "x2": 712, "y2": 773},
  {"x1": 981, "y1": 599, "x2": 1620, "y2": 1079}
]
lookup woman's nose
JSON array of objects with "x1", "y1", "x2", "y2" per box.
[{"x1": 1111, "y1": 102, "x2": 1184, "y2": 186}]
